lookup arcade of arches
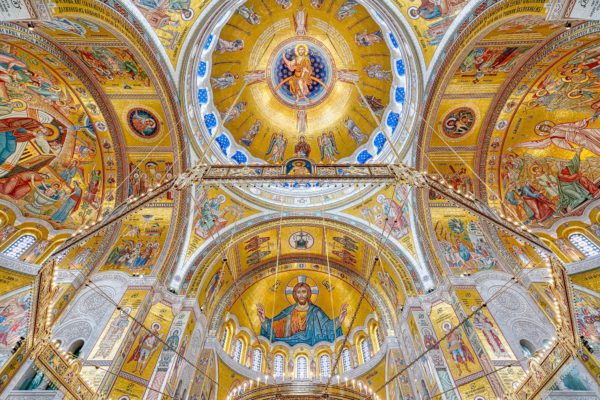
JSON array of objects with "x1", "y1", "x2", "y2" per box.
[{"x1": 0, "y1": 0, "x2": 598, "y2": 399}]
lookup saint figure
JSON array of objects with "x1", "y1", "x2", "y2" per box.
[
  {"x1": 515, "y1": 117, "x2": 600, "y2": 155},
  {"x1": 257, "y1": 282, "x2": 347, "y2": 346}
]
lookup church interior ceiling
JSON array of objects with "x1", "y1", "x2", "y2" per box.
[{"x1": 0, "y1": 0, "x2": 598, "y2": 399}]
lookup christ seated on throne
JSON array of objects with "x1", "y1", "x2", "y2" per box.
[{"x1": 257, "y1": 282, "x2": 348, "y2": 346}]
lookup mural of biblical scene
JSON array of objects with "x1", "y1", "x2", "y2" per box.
[
  {"x1": 427, "y1": 161, "x2": 476, "y2": 201},
  {"x1": 122, "y1": 302, "x2": 174, "y2": 380},
  {"x1": 89, "y1": 289, "x2": 146, "y2": 361},
  {"x1": 127, "y1": 157, "x2": 174, "y2": 200},
  {"x1": 133, "y1": 0, "x2": 209, "y2": 62},
  {"x1": 388, "y1": 349, "x2": 416, "y2": 399},
  {"x1": 101, "y1": 206, "x2": 171, "y2": 276},
  {"x1": 400, "y1": 0, "x2": 469, "y2": 62},
  {"x1": 70, "y1": 46, "x2": 151, "y2": 91},
  {"x1": 432, "y1": 208, "x2": 498, "y2": 274},
  {"x1": 486, "y1": 39, "x2": 600, "y2": 229},
  {"x1": 54, "y1": 237, "x2": 98, "y2": 270},
  {"x1": 209, "y1": 0, "x2": 392, "y2": 164},
  {"x1": 430, "y1": 302, "x2": 482, "y2": 380},
  {"x1": 456, "y1": 289, "x2": 515, "y2": 361},
  {"x1": 0, "y1": 39, "x2": 114, "y2": 229},
  {"x1": 228, "y1": 269, "x2": 374, "y2": 347},
  {"x1": 459, "y1": 45, "x2": 532, "y2": 84},
  {"x1": 0, "y1": 291, "x2": 32, "y2": 369},
  {"x1": 572, "y1": 290, "x2": 600, "y2": 361}
]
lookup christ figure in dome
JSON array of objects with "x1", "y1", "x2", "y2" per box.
[
  {"x1": 282, "y1": 44, "x2": 313, "y2": 103},
  {"x1": 257, "y1": 282, "x2": 348, "y2": 346}
]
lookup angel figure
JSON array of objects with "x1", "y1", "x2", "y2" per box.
[
  {"x1": 515, "y1": 117, "x2": 600, "y2": 155},
  {"x1": 318, "y1": 131, "x2": 339, "y2": 162},
  {"x1": 216, "y1": 38, "x2": 244, "y2": 54},
  {"x1": 266, "y1": 132, "x2": 287, "y2": 163}
]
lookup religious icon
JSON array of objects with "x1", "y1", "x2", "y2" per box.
[
  {"x1": 344, "y1": 117, "x2": 367, "y2": 144},
  {"x1": 282, "y1": 44, "x2": 314, "y2": 103},
  {"x1": 294, "y1": 135, "x2": 311, "y2": 158},
  {"x1": 256, "y1": 277, "x2": 348, "y2": 346},
  {"x1": 94, "y1": 307, "x2": 131, "y2": 359},
  {"x1": 237, "y1": 5, "x2": 260, "y2": 25},
  {"x1": 336, "y1": 0, "x2": 359, "y2": 20},
  {"x1": 266, "y1": 132, "x2": 287, "y2": 163},
  {"x1": 289, "y1": 231, "x2": 314, "y2": 249},
  {"x1": 216, "y1": 38, "x2": 244, "y2": 54},
  {"x1": 364, "y1": 64, "x2": 391, "y2": 81},
  {"x1": 354, "y1": 30, "x2": 383, "y2": 47},
  {"x1": 287, "y1": 160, "x2": 312, "y2": 176},
  {"x1": 211, "y1": 72, "x2": 239, "y2": 90},
  {"x1": 128, "y1": 108, "x2": 159, "y2": 138},
  {"x1": 471, "y1": 307, "x2": 506, "y2": 356},
  {"x1": 127, "y1": 322, "x2": 162, "y2": 374},
  {"x1": 240, "y1": 120, "x2": 262, "y2": 146},
  {"x1": 442, "y1": 322, "x2": 474, "y2": 375},
  {"x1": 442, "y1": 107, "x2": 476, "y2": 138}
]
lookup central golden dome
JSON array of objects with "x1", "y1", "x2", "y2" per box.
[{"x1": 210, "y1": 0, "x2": 394, "y2": 164}]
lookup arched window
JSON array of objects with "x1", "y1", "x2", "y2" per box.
[
  {"x1": 374, "y1": 326, "x2": 383, "y2": 348},
  {"x1": 221, "y1": 329, "x2": 229, "y2": 350},
  {"x1": 319, "y1": 354, "x2": 330, "y2": 379},
  {"x1": 360, "y1": 339, "x2": 371, "y2": 363},
  {"x1": 68, "y1": 340, "x2": 84, "y2": 358},
  {"x1": 296, "y1": 356, "x2": 308, "y2": 380},
  {"x1": 569, "y1": 233, "x2": 600, "y2": 259},
  {"x1": 232, "y1": 339, "x2": 243, "y2": 362},
  {"x1": 341, "y1": 348, "x2": 352, "y2": 372},
  {"x1": 2, "y1": 234, "x2": 36, "y2": 259},
  {"x1": 520, "y1": 339, "x2": 535, "y2": 358},
  {"x1": 252, "y1": 348, "x2": 263, "y2": 372},
  {"x1": 273, "y1": 354, "x2": 285, "y2": 378}
]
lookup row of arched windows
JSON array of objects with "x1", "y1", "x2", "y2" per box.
[
  {"x1": 221, "y1": 319, "x2": 383, "y2": 379},
  {"x1": 568, "y1": 233, "x2": 600, "y2": 258}
]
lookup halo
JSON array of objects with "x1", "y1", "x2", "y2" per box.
[
  {"x1": 284, "y1": 275, "x2": 319, "y2": 304},
  {"x1": 407, "y1": 6, "x2": 420, "y2": 19},
  {"x1": 151, "y1": 322, "x2": 161, "y2": 330},
  {"x1": 43, "y1": 124, "x2": 61, "y2": 141},
  {"x1": 567, "y1": 89, "x2": 583, "y2": 99},
  {"x1": 534, "y1": 120, "x2": 554, "y2": 136},
  {"x1": 295, "y1": 43, "x2": 308, "y2": 55},
  {"x1": 9, "y1": 99, "x2": 27, "y2": 112},
  {"x1": 441, "y1": 321, "x2": 452, "y2": 332}
]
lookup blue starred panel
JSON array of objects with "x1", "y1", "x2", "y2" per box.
[
  {"x1": 395, "y1": 87, "x2": 405, "y2": 104},
  {"x1": 389, "y1": 33, "x2": 399, "y2": 49},
  {"x1": 204, "y1": 113, "x2": 217, "y2": 135},
  {"x1": 198, "y1": 61, "x2": 207, "y2": 78},
  {"x1": 357, "y1": 150, "x2": 373, "y2": 164},
  {"x1": 204, "y1": 34, "x2": 214, "y2": 51},
  {"x1": 395, "y1": 59, "x2": 405, "y2": 76},
  {"x1": 216, "y1": 134, "x2": 230, "y2": 155},
  {"x1": 231, "y1": 151, "x2": 248, "y2": 164},
  {"x1": 387, "y1": 111, "x2": 400, "y2": 133},
  {"x1": 374, "y1": 132, "x2": 386, "y2": 155},
  {"x1": 198, "y1": 88, "x2": 208, "y2": 104}
]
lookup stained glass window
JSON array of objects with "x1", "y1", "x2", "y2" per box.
[
  {"x1": 2, "y1": 234, "x2": 36, "y2": 259},
  {"x1": 274, "y1": 354, "x2": 284, "y2": 378},
  {"x1": 342, "y1": 348, "x2": 352, "y2": 372},
  {"x1": 360, "y1": 339, "x2": 371, "y2": 363},
  {"x1": 319, "y1": 354, "x2": 330, "y2": 379},
  {"x1": 221, "y1": 329, "x2": 228, "y2": 350},
  {"x1": 252, "y1": 348, "x2": 262, "y2": 372},
  {"x1": 569, "y1": 233, "x2": 600, "y2": 259},
  {"x1": 296, "y1": 356, "x2": 308, "y2": 380},
  {"x1": 233, "y1": 339, "x2": 243, "y2": 362}
]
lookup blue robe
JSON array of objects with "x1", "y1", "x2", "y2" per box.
[{"x1": 260, "y1": 304, "x2": 342, "y2": 346}]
